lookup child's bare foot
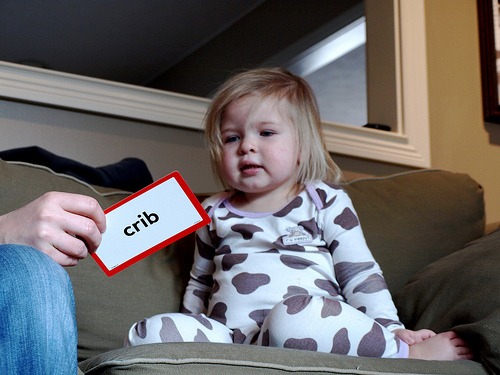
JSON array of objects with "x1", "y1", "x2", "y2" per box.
[{"x1": 408, "y1": 331, "x2": 473, "y2": 361}]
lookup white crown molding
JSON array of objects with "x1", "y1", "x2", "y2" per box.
[
  {"x1": 0, "y1": 0, "x2": 429, "y2": 168},
  {"x1": 0, "y1": 60, "x2": 210, "y2": 130}
]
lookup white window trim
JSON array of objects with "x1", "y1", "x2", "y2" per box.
[
  {"x1": 0, "y1": 0, "x2": 429, "y2": 168},
  {"x1": 323, "y1": 0, "x2": 430, "y2": 168}
]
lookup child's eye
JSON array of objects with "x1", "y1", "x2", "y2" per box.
[
  {"x1": 224, "y1": 135, "x2": 240, "y2": 143},
  {"x1": 260, "y1": 130, "x2": 275, "y2": 137}
]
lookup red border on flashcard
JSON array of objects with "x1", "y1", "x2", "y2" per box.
[{"x1": 91, "y1": 171, "x2": 210, "y2": 277}]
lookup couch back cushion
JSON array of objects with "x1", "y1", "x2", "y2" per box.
[
  {"x1": 393, "y1": 228, "x2": 500, "y2": 373},
  {"x1": 341, "y1": 169, "x2": 485, "y2": 292},
  {"x1": 0, "y1": 160, "x2": 485, "y2": 360}
]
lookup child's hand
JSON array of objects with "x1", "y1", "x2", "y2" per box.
[{"x1": 393, "y1": 328, "x2": 436, "y2": 345}]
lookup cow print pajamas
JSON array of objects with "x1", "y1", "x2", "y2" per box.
[{"x1": 126, "y1": 182, "x2": 409, "y2": 358}]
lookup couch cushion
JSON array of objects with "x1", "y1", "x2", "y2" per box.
[
  {"x1": 79, "y1": 342, "x2": 489, "y2": 375},
  {"x1": 393, "y1": 228, "x2": 500, "y2": 373},
  {"x1": 341, "y1": 170, "x2": 485, "y2": 292}
]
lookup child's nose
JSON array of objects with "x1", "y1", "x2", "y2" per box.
[{"x1": 239, "y1": 137, "x2": 256, "y2": 153}]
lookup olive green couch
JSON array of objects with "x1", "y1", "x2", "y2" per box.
[{"x1": 0, "y1": 158, "x2": 498, "y2": 375}]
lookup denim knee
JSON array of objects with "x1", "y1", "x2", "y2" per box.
[
  {"x1": 0, "y1": 244, "x2": 72, "y2": 291},
  {"x1": 0, "y1": 244, "x2": 78, "y2": 374}
]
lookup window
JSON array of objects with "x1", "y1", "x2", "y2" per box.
[{"x1": 286, "y1": 17, "x2": 367, "y2": 127}]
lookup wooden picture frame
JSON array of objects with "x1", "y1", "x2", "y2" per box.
[{"x1": 478, "y1": 0, "x2": 500, "y2": 123}]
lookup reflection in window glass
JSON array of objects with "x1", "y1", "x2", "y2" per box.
[{"x1": 286, "y1": 18, "x2": 367, "y2": 127}]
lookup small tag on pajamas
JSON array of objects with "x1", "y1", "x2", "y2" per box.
[{"x1": 92, "y1": 171, "x2": 210, "y2": 277}]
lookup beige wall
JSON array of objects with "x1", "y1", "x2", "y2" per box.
[{"x1": 425, "y1": 0, "x2": 500, "y2": 224}]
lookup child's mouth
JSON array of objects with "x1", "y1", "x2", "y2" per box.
[
  {"x1": 241, "y1": 164, "x2": 260, "y2": 170},
  {"x1": 240, "y1": 164, "x2": 262, "y2": 174}
]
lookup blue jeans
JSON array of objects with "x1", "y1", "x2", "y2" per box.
[{"x1": 0, "y1": 244, "x2": 77, "y2": 374}]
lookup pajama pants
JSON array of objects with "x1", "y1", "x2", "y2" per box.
[{"x1": 126, "y1": 294, "x2": 408, "y2": 358}]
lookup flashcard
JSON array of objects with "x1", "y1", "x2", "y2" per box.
[{"x1": 92, "y1": 171, "x2": 210, "y2": 277}]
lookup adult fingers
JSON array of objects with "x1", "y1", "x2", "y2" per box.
[
  {"x1": 36, "y1": 238, "x2": 85, "y2": 267},
  {"x1": 49, "y1": 192, "x2": 107, "y2": 234},
  {"x1": 54, "y1": 211, "x2": 103, "y2": 253}
]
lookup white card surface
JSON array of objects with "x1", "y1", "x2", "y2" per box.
[{"x1": 92, "y1": 171, "x2": 210, "y2": 276}]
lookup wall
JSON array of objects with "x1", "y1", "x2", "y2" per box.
[
  {"x1": 0, "y1": 97, "x2": 413, "y2": 194},
  {"x1": 0, "y1": 99, "x2": 221, "y2": 194},
  {"x1": 330, "y1": 154, "x2": 415, "y2": 181},
  {"x1": 425, "y1": 0, "x2": 500, "y2": 224}
]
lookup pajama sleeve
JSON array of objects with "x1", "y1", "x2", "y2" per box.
[
  {"x1": 181, "y1": 197, "x2": 219, "y2": 315},
  {"x1": 318, "y1": 184, "x2": 404, "y2": 332}
]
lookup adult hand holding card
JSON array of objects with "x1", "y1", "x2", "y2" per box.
[{"x1": 92, "y1": 171, "x2": 210, "y2": 276}]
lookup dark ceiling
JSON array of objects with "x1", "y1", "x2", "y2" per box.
[{"x1": 0, "y1": 0, "x2": 363, "y2": 97}]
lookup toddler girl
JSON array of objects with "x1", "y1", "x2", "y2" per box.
[{"x1": 126, "y1": 68, "x2": 472, "y2": 360}]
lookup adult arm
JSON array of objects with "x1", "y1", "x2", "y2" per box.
[{"x1": 0, "y1": 192, "x2": 106, "y2": 266}]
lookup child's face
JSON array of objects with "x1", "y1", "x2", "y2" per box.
[{"x1": 220, "y1": 94, "x2": 300, "y2": 201}]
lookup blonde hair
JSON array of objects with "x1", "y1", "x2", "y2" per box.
[{"x1": 204, "y1": 67, "x2": 342, "y2": 190}]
